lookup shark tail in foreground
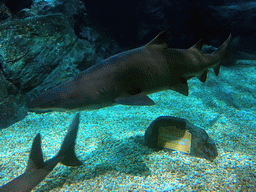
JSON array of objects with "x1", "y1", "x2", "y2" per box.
[{"x1": 0, "y1": 113, "x2": 82, "y2": 192}]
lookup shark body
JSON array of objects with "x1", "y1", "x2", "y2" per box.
[
  {"x1": 0, "y1": 113, "x2": 82, "y2": 192},
  {"x1": 28, "y1": 31, "x2": 232, "y2": 111}
]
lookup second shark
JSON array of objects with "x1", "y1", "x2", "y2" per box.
[{"x1": 0, "y1": 113, "x2": 82, "y2": 192}]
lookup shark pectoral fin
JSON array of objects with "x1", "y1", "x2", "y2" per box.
[
  {"x1": 114, "y1": 93, "x2": 155, "y2": 106},
  {"x1": 198, "y1": 70, "x2": 208, "y2": 83},
  {"x1": 170, "y1": 79, "x2": 189, "y2": 96}
]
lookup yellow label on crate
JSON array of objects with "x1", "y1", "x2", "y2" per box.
[{"x1": 158, "y1": 126, "x2": 191, "y2": 154}]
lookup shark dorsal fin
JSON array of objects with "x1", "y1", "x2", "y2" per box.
[
  {"x1": 146, "y1": 31, "x2": 168, "y2": 48},
  {"x1": 190, "y1": 38, "x2": 204, "y2": 52},
  {"x1": 25, "y1": 133, "x2": 45, "y2": 172}
]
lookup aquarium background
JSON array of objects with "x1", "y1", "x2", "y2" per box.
[{"x1": 0, "y1": 0, "x2": 255, "y2": 191}]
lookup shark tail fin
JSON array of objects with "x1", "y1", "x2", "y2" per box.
[
  {"x1": 58, "y1": 113, "x2": 83, "y2": 166},
  {"x1": 0, "y1": 134, "x2": 46, "y2": 192},
  {"x1": 211, "y1": 34, "x2": 233, "y2": 76},
  {"x1": 212, "y1": 34, "x2": 232, "y2": 57}
]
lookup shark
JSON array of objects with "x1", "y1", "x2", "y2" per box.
[
  {"x1": 27, "y1": 31, "x2": 232, "y2": 111},
  {"x1": 0, "y1": 113, "x2": 82, "y2": 192}
]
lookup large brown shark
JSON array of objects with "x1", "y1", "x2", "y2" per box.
[{"x1": 28, "y1": 31, "x2": 232, "y2": 111}]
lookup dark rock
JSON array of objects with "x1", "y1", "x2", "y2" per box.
[
  {"x1": 31, "y1": 0, "x2": 85, "y2": 17},
  {"x1": 0, "y1": 1, "x2": 11, "y2": 20},
  {"x1": 0, "y1": 13, "x2": 82, "y2": 95},
  {"x1": 1, "y1": 0, "x2": 33, "y2": 14},
  {"x1": 0, "y1": 58, "x2": 27, "y2": 129},
  {"x1": 0, "y1": 64, "x2": 18, "y2": 97},
  {"x1": 145, "y1": 116, "x2": 218, "y2": 161},
  {"x1": 31, "y1": 0, "x2": 86, "y2": 28},
  {"x1": 0, "y1": 95, "x2": 27, "y2": 129}
]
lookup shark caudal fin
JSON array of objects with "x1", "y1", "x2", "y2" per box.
[
  {"x1": 0, "y1": 113, "x2": 82, "y2": 192},
  {"x1": 211, "y1": 34, "x2": 232, "y2": 76},
  {"x1": 0, "y1": 134, "x2": 45, "y2": 192},
  {"x1": 189, "y1": 38, "x2": 208, "y2": 83},
  {"x1": 189, "y1": 34, "x2": 232, "y2": 82},
  {"x1": 28, "y1": 113, "x2": 82, "y2": 168},
  {"x1": 58, "y1": 113, "x2": 83, "y2": 166}
]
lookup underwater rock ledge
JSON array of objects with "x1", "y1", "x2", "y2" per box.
[{"x1": 0, "y1": 13, "x2": 93, "y2": 129}]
